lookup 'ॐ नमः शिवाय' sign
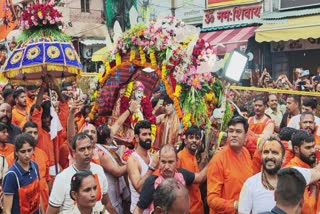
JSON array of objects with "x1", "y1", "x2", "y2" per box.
[{"x1": 203, "y1": 4, "x2": 262, "y2": 28}]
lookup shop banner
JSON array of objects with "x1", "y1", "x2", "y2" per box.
[
  {"x1": 207, "y1": 0, "x2": 260, "y2": 9},
  {"x1": 203, "y1": 3, "x2": 262, "y2": 28},
  {"x1": 271, "y1": 39, "x2": 320, "y2": 52}
]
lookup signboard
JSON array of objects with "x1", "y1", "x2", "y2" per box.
[
  {"x1": 203, "y1": 4, "x2": 262, "y2": 28},
  {"x1": 271, "y1": 38, "x2": 320, "y2": 52},
  {"x1": 279, "y1": 0, "x2": 320, "y2": 11},
  {"x1": 207, "y1": 0, "x2": 260, "y2": 9}
]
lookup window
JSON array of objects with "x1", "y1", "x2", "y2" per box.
[{"x1": 81, "y1": 0, "x2": 90, "y2": 13}]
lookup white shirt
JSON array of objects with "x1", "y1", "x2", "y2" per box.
[
  {"x1": 129, "y1": 152, "x2": 150, "y2": 214},
  {"x1": 287, "y1": 114, "x2": 320, "y2": 129},
  {"x1": 238, "y1": 167, "x2": 311, "y2": 214},
  {"x1": 60, "y1": 204, "x2": 108, "y2": 214},
  {"x1": 265, "y1": 108, "x2": 283, "y2": 127},
  {"x1": 49, "y1": 163, "x2": 108, "y2": 212}
]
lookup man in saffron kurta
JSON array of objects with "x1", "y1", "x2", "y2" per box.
[
  {"x1": 177, "y1": 126, "x2": 205, "y2": 214},
  {"x1": 31, "y1": 76, "x2": 68, "y2": 177},
  {"x1": 25, "y1": 85, "x2": 37, "y2": 114},
  {"x1": 298, "y1": 111, "x2": 320, "y2": 161},
  {"x1": 248, "y1": 96, "x2": 274, "y2": 145},
  {"x1": 207, "y1": 116, "x2": 253, "y2": 214},
  {"x1": 11, "y1": 89, "x2": 29, "y2": 128},
  {"x1": 285, "y1": 130, "x2": 318, "y2": 214}
]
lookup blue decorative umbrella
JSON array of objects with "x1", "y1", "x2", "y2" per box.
[{"x1": 2, "y1": 37, "x2": 82, "y2": 84}]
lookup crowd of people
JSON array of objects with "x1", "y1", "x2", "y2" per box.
[
  {"x1": 248, "y1": 66, "x2": 320, "y2": 92},
  {"x1": 0, "y1": 69, "x2": 319, "y2": 214}
]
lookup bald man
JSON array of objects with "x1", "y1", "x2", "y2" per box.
[
  {"x1": 153, "y1": 178, "x2": 190, "y2": 214},
  {"x1": 0, "y1": 103, "x2": 21, "y2": 143}
]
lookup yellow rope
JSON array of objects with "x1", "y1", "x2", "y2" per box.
[{"x1": 230, "y1": 86, "x2": 320, "y2": 97}]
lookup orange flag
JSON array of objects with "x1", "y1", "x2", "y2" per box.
[{"x1": 0, "y1": 0, "x2": 18, "y2": 40}]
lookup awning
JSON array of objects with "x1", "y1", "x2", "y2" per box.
[
  {"x1": 200, "y1": 26, "x2": 257, "y2": 55},
  {"x1": 92, "y1": 46, "x2": 108, "y2": 62},
  {"x1": 255, "y1": 15, "x2": 320, "y2": 43}
]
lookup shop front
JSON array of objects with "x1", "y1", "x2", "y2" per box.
[{"x1": 255, "y1": 14, "x2": 320, "y2": 78}]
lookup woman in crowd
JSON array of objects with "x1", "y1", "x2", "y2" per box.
[
  {"x1": 62, "y1": 170, "x2": 102, "y2": 214},
  {"x1": 2, "y1": 134, "x2": 42, "y2": 214}
]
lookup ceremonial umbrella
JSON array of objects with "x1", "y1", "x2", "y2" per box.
[
  {"x1": 1, "y1": 37, "x2": 82, "y2": 85},
  {"x1": 0, "y1": 2, "x2": 82, "y2": 85}
]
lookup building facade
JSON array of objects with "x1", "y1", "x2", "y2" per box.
[{"x1": 257, "y1": 0, "x2": 320, "y2": 79}]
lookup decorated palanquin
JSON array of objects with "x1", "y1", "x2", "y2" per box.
[
  {"x1": 90, "y1": 17, "x2": 225, "y2": 151},
  {"x1": 1, "y1": 2, "x2": 82, "y2": 84}
]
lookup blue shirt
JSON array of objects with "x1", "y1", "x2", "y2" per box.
[{"x1": 3, "y1": 160, "x2": 40, "y2": 214}]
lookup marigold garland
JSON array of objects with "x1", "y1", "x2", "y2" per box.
[
  {"x1": 150, "y1": 51, "x2": 156, "y2": 66},
  {"x1": 182, "y1": 112, "x2": 191, "y2": 129},
  {"x1": 89, "y1": 102, "x2": 98, "y2": 120},
  {"x1": 125, "y1": 81, "x2": 134, "y2": 98},
  {"x1": 116, "y1": 53, "x2": 121, "y2": 66},
  {"x1": 130, "y1": 50, "x2": 136, "y2": 61},
  {"x1": 174, "y1": 84, "x2": 182, "y2": 98},
  {"x1": 139, "y1": 47, "x2": 146, "y2": 64}
]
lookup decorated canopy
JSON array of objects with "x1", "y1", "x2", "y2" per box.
[
  {"x1": 1, "y1": 2, "x2": 82, "y2": 84},
  {"x1": 4, "y1": 38, "x2": 81, "y2": 84}
]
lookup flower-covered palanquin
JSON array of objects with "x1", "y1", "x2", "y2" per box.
[{"x1": 92, "y1": 17, "x2": 223, "y2": 132}]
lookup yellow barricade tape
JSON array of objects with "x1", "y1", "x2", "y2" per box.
[{"x1": 230, "y1": 86, "x2": 320, "y2": 97}]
